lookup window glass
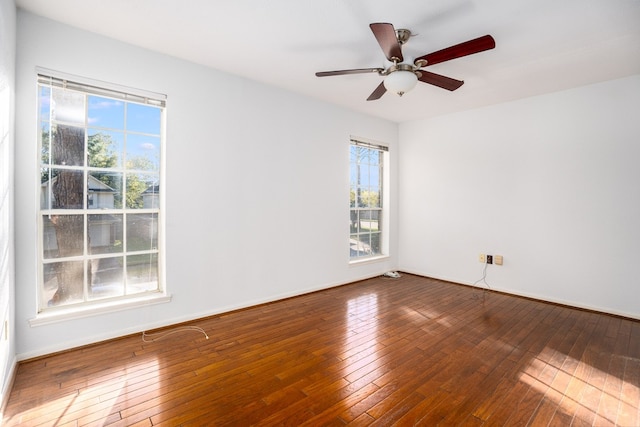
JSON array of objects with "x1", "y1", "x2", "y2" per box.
[
  {"x1": 37, "y1": 75, "x2": 165, "y2": 312},
  {"x1": 88, "y1": 130, "x2": 124, "y2": 168},
  {"x1": 126, "y1": 103, "x2": 162, "y2": 134},
  {"x1": 126, "y1": 134, "x2": 161, "y2": 171},
  {"x1": 88, "y1": 96, "x2": 125, "y2": 129},
  {"x1": 350, "y1": 142, "x2": 385, "y2": 260}
]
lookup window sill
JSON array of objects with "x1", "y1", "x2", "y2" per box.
[
  {"x1": 29, "y1": 293, "x2": 172, "y2": 327},
  {"x1": 349, "y1": 255, "x2": 390, "y2": 266}
]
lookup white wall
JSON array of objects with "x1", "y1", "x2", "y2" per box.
[
  {"x1": 15, "y1": 11, "x2": 399, "y2": 358},
  {"x1": 399, "y1": 74, "x2": 640, "y2": 319},
  {"x1": 0, "y1": 0, "x2": 17, "y2": 410}
]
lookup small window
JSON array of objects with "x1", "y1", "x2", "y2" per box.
[
  {"x1": 350, "y1": 139, "x2": 387, "y2": 260},
  {"x1": 37, "y1": 71, "x2": 166, "y2": 312}
]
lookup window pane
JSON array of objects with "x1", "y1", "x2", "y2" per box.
[
  {"x1": 359, "y1": 164, "x2": 370, "y2": 188},
  {"x1": 40, "y1": 168, "x2": 53, "y2": 209},
  {"x1": 88, "y1": 130, "x2": 124, "y2": 168},
  {"x1": 42, "y1": 214, "x2": 84, "y2": 258},
  {"x1": 350, "y1": 145, "x2": 358, "y2": 163},
  {"x1": 40, "y1": 122, "x2": 51, "y2": 164},
  {"x1": 89, "y1": 171, "x2": 123, "y2": 209},
  {"x1": 52, "y1": 125, "x2": 86, "y2": 166},
  {"x1": 40, "y1": 169, "x2": 84, "y2": 209},
  {"x1": 126, "y1": 134, "x2": 160, "y2": 171},
  {"x1": 359, "y1": 210, "x2": 378, "y2": 233},
  {"x1": 372, "y1": 188, "x2": 381, "y2": 208},
  {"x1": 350, "y1": 165, "x2": 357, "y2": 187},
  {"x1": 89, "y1": 257, "x2": 124, "y2": 300},
  {"x1": 51, "y1": 88, "x2": 85, "y2": 124},
  {"x1": 127, "y1": 254, "x2": 158, "y2": 293},
  {"x1": 350, "y1": 210, "x2": 358, "y2": 233},
  {"x1": 126, "y1": 173, "x2": 157, "y2": 209},
  {"x1": 88, "y1": 214, "x2": 123, "y2": 254},
  {"x1": 353, "y1": 234, "x2": 371, "y2": 257},
  {"x1": 361, "y1": 210, "x2": 380, "y2": 231},
  {"x1": 359, "y1": 189, "x2": 380, "y2": 208},
  {"x1": 43, "y1": 260, "x2": 85, "y2": 307},
  {"x1": 88, "y1": 96, "x2": 125, "y2": 129},
  {"x1": 371, "y1": 232, "x2": 381, "y2": 255},
  {"x1": 142, "y1": 184, "x2": 160, "y2": 209},
  {"x1": 39, "y1": 86, "x2": 51, "y2": 120},
  {"x1": 127, "y1": 213, "x2": 158, "y2": 251},
  {"x1": 126, "y1": 103, "x2": 161, "y2": 134},
  {"x1": 350, "y1": 234, "x2": 360, "y2": 257}
]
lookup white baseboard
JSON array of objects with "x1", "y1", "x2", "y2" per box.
[
  {"x1": 0, "y1": 355, "x2": 17, "y2": 421},
  {"x1": 400, "y1": 268, "x2": 640, "y2": 321}
]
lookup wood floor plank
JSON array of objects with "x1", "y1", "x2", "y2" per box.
[{"x1": 3, "y1": 274, "x2": 639, "y2": 426}]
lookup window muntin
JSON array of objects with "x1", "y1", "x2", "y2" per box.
[
  {"x1": 350, "y1": 141, "x2": 386, "y2": 259},
  {"x1": 37, "y1": 73, "x2": 165, "y2": 312}
]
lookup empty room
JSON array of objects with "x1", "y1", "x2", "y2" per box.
[{"x1": 1, "y1": 0, "x2": 639, "y2": 425}]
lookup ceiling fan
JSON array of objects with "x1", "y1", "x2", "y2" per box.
[{"x1": 315, "y1": 23, "x2": 495, "y2": 101}]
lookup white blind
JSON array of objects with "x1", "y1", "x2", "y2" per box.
[
  {"x1": 350, "y1": 137, "x2": 388, "y2": 152},
  {"x1": 37, "y1": 68, "x2": 166, "y2": 107}
]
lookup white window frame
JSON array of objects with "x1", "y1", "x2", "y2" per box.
[
  {"x1": 349, "y1": 137, "x2": 389, "y2": 262},
  {"x1": 33, "y1": 69, "x2": 168, "y2": 322}
]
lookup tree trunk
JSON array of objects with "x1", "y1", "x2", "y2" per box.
[{"x1": 50, "y1": 125, "x2": 88, "y2": 304}]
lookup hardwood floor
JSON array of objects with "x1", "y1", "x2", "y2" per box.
[{"x1": 3, "y1": 274, "x2": 639, "y2": 426}]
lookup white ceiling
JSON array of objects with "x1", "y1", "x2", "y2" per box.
[{"x1": 15, "y1": 0, "x2": 640, "y2": 123}]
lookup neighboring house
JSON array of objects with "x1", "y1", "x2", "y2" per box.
[
  {"x1": 142, "y1": 184, "x2": 159, "y2": 209},
  {"x1": 40, "y1": 175, "x2": 117, "y2": 210},
  {"x1": 41, "y1": 176, "x2": 121, "y2": 253}
]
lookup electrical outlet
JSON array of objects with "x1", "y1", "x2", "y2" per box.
[
  {"x1": 486, "y1": 255, "x2": 493, "y2": 264},
  {"x1": 494, "y1": 255, "x2": 503, "y2": 265},
  {"x1": 479, "y1": 253, "x2": 486, "y2": 263}
]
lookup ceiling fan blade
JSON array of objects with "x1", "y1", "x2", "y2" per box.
[
  {"x1": 415, "y1": 35, "x2": 495, "y2": 67},
  {"x1": 418, "y1": 71, "x2": 464, "y2": 91},
  {"x1": 367, "y1": 81, "x2": 387, "y2": 101},
  {"x1": 370, "y1": 23, "x2": 403, "y2": 62},
  {"x1": 316, "y1": 68, "x2": 383, "y2": 77}
]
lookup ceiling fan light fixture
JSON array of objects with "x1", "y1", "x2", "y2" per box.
[{"x1": 384, "y1": 70, "x2": 418, "y2": 97}]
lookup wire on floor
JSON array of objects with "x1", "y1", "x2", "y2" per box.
[
  {"x1": 142, "y1": 326, "x2": 209, "y2": 343},
  {"x1": 472, "y1": 262, "x2": 492, "y2": 290}
]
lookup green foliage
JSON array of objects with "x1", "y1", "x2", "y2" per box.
[
  {"x1": 88, "y1": 132, "x2": 118, "y2": 169},
  {"x1": 360, "y1": 190, "x2": 380, "y2": 208},
  {"x1": 125, "y1": 175, "x2": 148, "y2": 209},
  {"x1": 351, "y1": 189, "x2": 380, "y2": 208}
]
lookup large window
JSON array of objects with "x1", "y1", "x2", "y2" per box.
[
  {"x1": 37, "y1": 71, "x2": 166, "y2": 313},
  {"x1": 350, "y1": 139, "x2": 387, "y2": 260}
]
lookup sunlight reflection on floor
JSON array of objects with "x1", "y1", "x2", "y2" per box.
[
  {"x1": 519, "y1": 351, "x2": 640, "y2": 425},
  {"x1": 6, "y1": 358, "x2": 161, "y2": 426},
  {"x1": 341, "y1": 293, "x2": 381, "y2": 369}
]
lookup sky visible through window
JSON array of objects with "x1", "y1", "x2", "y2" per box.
[
  {"x1": 88, "y1": 96, "x2": 161, "y2": 168},
  {"x1": 40, "y1": 88, "x2": 161, "y2": 170}
]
